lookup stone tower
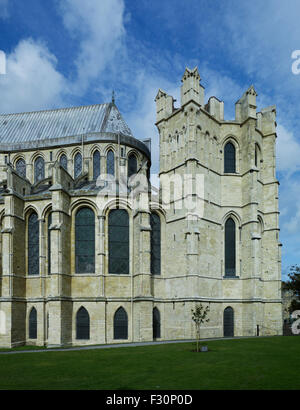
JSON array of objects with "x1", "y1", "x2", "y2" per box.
[{"x1": 154, "y1": 67, "x2": 282, "y2": 337}]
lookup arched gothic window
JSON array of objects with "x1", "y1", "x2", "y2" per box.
[
  {"x1": 76, "y1": 307, "x2": 90, "y2": 340},
  {"x1": 224, "y1": 142, "x2": 236, "y2": 173},
  {"x1": 223, "y1": 307, "x2": 234, "y2": 337},
  {"x1": 60, "y1": 154, "x2": 68, "y2": 171},
  {"x1": 16, "y1": 158, "x2": 26, "y2": 178},
  {"x1": 48, "y1": 212, "x2": 52, "y2": 275},
  {"x1": 150, "y1": 213, "x2": 161, "y2": 275},
  {"x1": 108, "y1": 209, "x2": 129, "y2": 274},
  {"x1": 225, "y1": 217, "x2": 236, "y2": 277},
  {"x1": 34, "y1": 156, "x2": 45, "y2": 183},
  {"x1": 114, "y1": 307, "x2": 128, "y2": 340},
  {"x1": 153, "y1": 307, "x2": 161, "y2": 339},
  {"x1": 107, "y1": 150, "x2": 115, "y2": 176},
  {"x1": 93, "y1": 150, "x2": 101, "y2": 180},
  {"x1": 29, "y1": 307, "x2": 37, "y2": 339},
  {"x1": 75, "y1": 207, "x2": 95, "y2": 273},
  {"x1": 255, "y1": 144, "x2": 261, "y2": 169},
  {"x1": 128, "y1": 153, "x2": 137, "y2": 179},
  {"x1": 28, "y1": 212, "x2": 39, "y2": 275},
  {"x1": 74, "y1": 152, "x2": 82, "y2": 179}
]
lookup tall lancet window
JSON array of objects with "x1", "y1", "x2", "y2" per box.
[
  {"x1": 153, "y1": 307, "x2": 161, "y2": 339},
  {"x1": 60, "y1": 154, "x2": 68, "y2": 172},
  {"x1": 224, "y1": 142, "x2": 236, "y2": 173},
  {"x1": 75, "y1": 207, "x2": 95, "y2": 273},
  {"x1": 34, "y1": 156, "x2": 45, "y2": 183},
  {"x1": 28, "y1": 212, "x2": 40, "y2": 275},
  {"x1": 93, "y1": 150, "x2": 101, "y2": 180},
  {"x1": 16, "y1": 158, "x2": 26, "y2": 178},
  {"x1": 108, "y1": 209, "x2": 129, "y2": 274},
  {"x1": 48, "y1": 212, "x2": 52, "y2": 275},
  {"x1": 76, "y1": 307, "x2": 90, "y2": 340},
  {"x1": 225, "y1": 217, "x2": 236, "y2": 277},
  {"x1": 74, "y1": 152, "x2": 82, "y2": 179},
  {"x1": 128, "y1": 153, "x2": 137, "y2": 179},
  {"x1": 114, "y1": 307, "x2": 128, "y2": 340},
  {"x1": 29, "y1": 307, "x2": 37, "y2": 339},
  {"x1": 107, "y1": 150, "x2": 115, "y2": 176},
  {"x1": 150, "y1": 213, "x2": 161, "y2": 275}
]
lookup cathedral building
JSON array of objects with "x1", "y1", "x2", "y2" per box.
[{"x1": 0, "y1": 67, "x2": 282, "y2": 347}]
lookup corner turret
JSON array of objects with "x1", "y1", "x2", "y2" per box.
[{"x1": 235, "y1": 85, "x2": 257, "y2": 122}]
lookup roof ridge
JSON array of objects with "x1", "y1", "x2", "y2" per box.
[{"x1": 0, "y1": 102, "x2": 110, "y2": 118}]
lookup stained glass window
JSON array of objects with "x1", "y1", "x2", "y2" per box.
[
  {"x1": 108, "y1": 209, "x2": 129, "y2": 274},
  {"x1": 150, "y1": 213, "x2": 161, "y2": 275},
  {"x1": 34, "y1": 156, "x2": 45, "y2": 183},
  {"x1": 153, "y1": 307, "x2": 161, "y2": 339},
  {"x1": 76, "y1": 307, "x2": 90, "y2": 340},
  {"x1": 74, "y1": 152, "x2": 82, "y2": 179},
  {"x1": 16, "y1": 158, "x2": 26, "y2": 178},
  {"x1": 224, "y1": 142, "x2": 236, "y2": 173},
  {"x1": 29, "y1": 307, "x2": 37, "y2": 339},
  {"x1": 48, "y1": 213, "x2": 52, "y2": 275},
  {"x1": 128, "y1": 153, "x2": 137, "y2": 179},
  {"x1": 107, "y1": 150, "x2": 115, "y2": 176},
  {"x1": 114, "y1": 307, "x2": 128, "y2": 340},
  {"x1": 60, "y1": 154, "x2": 68, "y2": 172},
  {"x1": 93, "y1": 150, "x2": 101, "y2": 180},
  {"x1": 28, "y1": 212, "x2": 39, "y2": 275},
  {"x1": 75, "y1": 207, "x2": 95, "y2": 273},
  {"x1": 225, "y1": 217, "x2": 236, "y2": 277}
]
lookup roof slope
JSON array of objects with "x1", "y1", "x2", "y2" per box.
[{"x1": 0, "y1": 103, "x2": 133, "y2": 144}]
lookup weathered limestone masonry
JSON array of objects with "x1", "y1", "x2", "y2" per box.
[
  {"x1": 0, "y1": 68, "x2": 282, "y2": 347},
  {"x1": 155, "y1": 67, "x2": 282, "y2": 340}
]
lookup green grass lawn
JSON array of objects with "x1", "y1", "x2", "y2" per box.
[{"x1": 0, "y1": 336, "x2": 299, "y2": 390}]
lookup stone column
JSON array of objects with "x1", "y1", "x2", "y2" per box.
[
  {"x1": 0, "y1": 185, "x2": 26, "y2": 347},
  {"x1": 47, "y1": 167, "x2": 72, "y2": 347},
  {"x1": 97, "y1": 215, "x2": 105, "y2": 297}
]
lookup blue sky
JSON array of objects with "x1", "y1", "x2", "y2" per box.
[{"x1": 0, "y1": 0, "x2": 300, "y2": 279}]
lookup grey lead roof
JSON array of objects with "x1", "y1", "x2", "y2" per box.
[
  {"x1": 0, "y1": 103, "x2": 132, "y2": 143},
  {"x1": 0, "y1": 102, "x2": 151, "y2": 159}
]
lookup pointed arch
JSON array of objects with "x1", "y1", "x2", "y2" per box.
[
  {"x1": 47, "y1": 211, "x2": 52, "y2": 274},
  {"x1": 257, "y1": 215, "x2": 264, "y2": 235},
  {"x1": 108, "y1": 209, "x2": 129, "y2": 274},
  {"x1": 128, "y1": 153, "x2": 137, "y2": 179},
  {"x1": 255, "y1": 143, "x2": 262, "y2": 168},
  {"x1": 224, "y1": 142, "x2": 236, "y2": 173},
  {"x1": 59, "y1": 153, "x2": 68, "y2": 171},
  {"x1": 107, "y1": 149, "x2": 115, "y2": 176},
  {"x1": 93, "y1": 149, "x2": 101, "y2": 180},
  {"x1": 153, "y1": 307, "x2": 161, "y2": 339},
  {"x1": 29, "y1": 307, "x2": 37, "y2": 339},
  {"x1": 74, "y1": 152, "x2": 82, "y2": 178},
  {"x1": 76, "y1": 307, "x2": 90, "y2": 340},
  {"x1": 114, "y1": 307, "x2": 128, "y2": 340},
  {"x1": 15, "y1": 157, "x2": 26, "y2": 178},
  {"x1": 225, "y1": 217, "x2": 236, "y2": 277},
  {"x1": 223, "y1": 307, "x2": 234, "y2": 337},
  {"x1": 28, "y1": 211, "x2": 39, "y2": 275},
  {"x1": 34, "y1": 156, "x2": 45, "y2": 183},
  {"x1": 75, "y1": 207, "x2": 95, "y2": 273},
  {"x1": 150, "y1": 212, "x2": 161, "y2": 275}
]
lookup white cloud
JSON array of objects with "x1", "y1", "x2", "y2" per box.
[
  {"x1": 59, "y1": 0, "x2": 126, "y2": 93},
  {"x1": 0, "y1": 39, "x2": 68, "y2": 113},
  {"x1": 276, "y1": 124, "x2": 300, "y2": 174},
  {"x1": 0, "y1": 0, "x2": 127, "y2": 114},
  {"x1": 125, "y1": 71, "x2": 180, "y2": 174}
]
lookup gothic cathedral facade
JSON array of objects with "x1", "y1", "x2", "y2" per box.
[{"x1": 0, "y1": 67, "x2": 282, "y2": 347}]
